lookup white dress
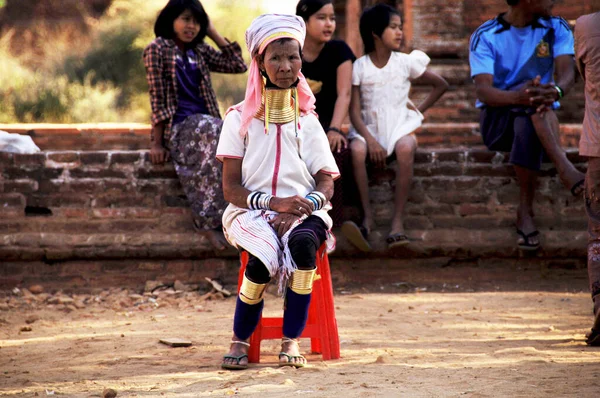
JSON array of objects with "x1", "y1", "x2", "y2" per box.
[
  {"x1": 348, "y1": 50, "x2": 430, "y2": 156},
  {"x1": 216, "y1": 110, "x2": 339, "y2": 289}
]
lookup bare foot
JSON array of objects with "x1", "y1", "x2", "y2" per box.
[
  {"x1": 389, "y1": 217, "x2": 405, "y2": 237},
  {"x1": 279, "y1": 337, "x2": 306, "y2": 368},
  {"x1": 221, "y1": 339, "x2": 249, "y2": 370},
  {"x1": 516, "y1": 208, "x2": 540, "y2": 248}
]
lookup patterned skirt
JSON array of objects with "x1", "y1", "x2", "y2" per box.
[{"x1": 169, "y1": 113, "x2": 227, "y2": 231}]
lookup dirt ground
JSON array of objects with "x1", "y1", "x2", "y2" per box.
[{"x1": 1, "y1": 267, "x2": 600, "y2": 398}]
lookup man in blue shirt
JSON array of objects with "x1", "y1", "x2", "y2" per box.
[{"x1": 469, "y1": 0, "x2": 584, "y2": 251}]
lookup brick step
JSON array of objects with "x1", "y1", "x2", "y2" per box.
[
  {"x1": 0, "y1": 228, "x2": 587, "y2": 262},
  {"x1": 0, "y1": 123, "x2": 585, "y2": 150},
  {"x1": 0, "y1": 147, "x2": 588, "y2": 264}
]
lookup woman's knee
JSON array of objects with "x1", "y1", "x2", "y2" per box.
[
  {"x1": 245, "y1": 255, "x2": 271, "y2": 284},
  {"x1": 288, "y1": 218, "x2": 326, "y2": 269}
]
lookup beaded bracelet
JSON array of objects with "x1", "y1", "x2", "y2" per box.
[
  {"x1": 327, "y1": 127, "x2": 343, "y2": 134},
  {"x1": 305, "y1": 191, "x2": 327, "y2": 211},
  {"x1": 247, "y1": 191, "x2": 273, "y2": 211}
]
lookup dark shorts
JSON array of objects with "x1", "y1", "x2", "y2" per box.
[{"x1": 479, "y1": 106, "x2": 544, "y2": 171}]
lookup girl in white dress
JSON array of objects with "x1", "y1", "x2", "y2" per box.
[{"x1": 345, "y1": 4, "x2": 448, "y2": 249}]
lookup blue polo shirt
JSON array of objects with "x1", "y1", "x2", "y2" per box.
[{"x1": 469, "y1": 14, "x2": 574, "y2": 108}]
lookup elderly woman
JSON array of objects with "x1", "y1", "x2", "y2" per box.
[{"x1": 217, "y1": 14, "x2": 339, "y2": 370}]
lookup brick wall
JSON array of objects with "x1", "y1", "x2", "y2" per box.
[
  {"x1": 0, "y1": 123, "x2": 584, "y2": 151},
  {"x1": 0, "y1": 148, "x2": 587, "y2": 290}
]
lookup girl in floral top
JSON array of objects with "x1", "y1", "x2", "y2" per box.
[{"x1": 143, "y1": 0, "x2": 247, "y2": 250}]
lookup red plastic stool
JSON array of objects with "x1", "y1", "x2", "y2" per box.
[{"x1": 237, "y1": 244, "x2": 340, "y2": 363}]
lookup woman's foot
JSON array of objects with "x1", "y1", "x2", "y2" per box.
[
  {"x1": 341, "y1": 221, "x2": 371, "y2": 252},
  {"x1": 221, "y1": 339, "x2": 250, "y2": 370},
  {"x1": 560, "y1": 169, "x2": 585, "y2": 197},
  {"x1": 278, "y1": 337, "x2": 307, "y2": 368},
  {"x1": 387, "y1": 220, "x2": 409, "y2": 248},
  {"x1": 516, "y1": 209, "x2": 540, "y2": 250}
]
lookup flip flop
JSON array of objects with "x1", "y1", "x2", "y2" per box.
[
  {"x1": 341, "y1": 221, "x2": 372, "y2": 252},
  {"x1": 221, "y1": 354, "x2": 248, "y2": 370},
  {"x1": 571, "y1": 179, "x2": 585, "y2": 197},
  {"x1": 516, "y1": 228, "x2": 540, "y2": 251},
  {"x1": 278, "y1": 352, "x2": 306, "y2": 368},
  {"x1": 387, "y1": 233, "x2": 409, "y2": 249}
]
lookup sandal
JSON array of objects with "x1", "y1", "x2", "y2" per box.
[
  {"x1": 278, "y1": 337, "x2": 306, "y2": 368},
  {"x1": 516, "y1": 228, "x2": 540, "y2": 251},
  {"x1": 387, "y1": 233, "x2": 409, "y2": 249},
  {"x1": 341, "y1": 221, "x2": 372, "y2": 252},
  {"x1": 571, "y1": 179, "x2": 585, "y2": 197},
  {"x1": 221, "y1": 340, "x2": 250, "y2": 370}
]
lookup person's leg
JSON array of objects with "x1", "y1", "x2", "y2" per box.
[
  {"x1": 169, "y1": 114, "x2": 229, "y2": 250},
  {"x1": 389, "y1": 134, "x2": 417, "y2": 239},
  {"x1": 584, "y1": 157, "x2": 600, "y2": 345},
  {"x1": 280, "y1": 216, "x2": 326, "y2": 366},
  {"x1": 514, "y1": 165, "x2": 540, "y2": 248},
  {"x1": 530, "y1": 111, "x2": 585, "y2": 194},
  {"x1": 222, "y1": 255, "x2": 271, "y2": 369},
  {"x1": 349, "y1": 138, "x2": 373, "y2": 233}
]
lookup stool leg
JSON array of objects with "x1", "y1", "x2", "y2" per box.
[
  {"x1": 248, "y1": 315, "x2": 262, "y2": 363},
  {"x1": 320, "y1": 253, "x2": 340, "y2": 359}
]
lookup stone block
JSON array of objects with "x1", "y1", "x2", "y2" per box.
[
  {"x1": 80, "y1": 152, "x2": 109, "y2": 165},
  {"x1": 110, "y1": 152, "x2": 142, "y2": 165},
  {"x1": 13, "y1": 153, "x2": 46, "y2": 167},
  {"x1": 47, "y1": 152, "x2": 79, "y2": 164}
]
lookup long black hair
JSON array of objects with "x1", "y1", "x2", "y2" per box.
[
  {"x1": 154, "y1": 0, "x2": 209, "y2": 46},
  {"x1": 359, "y1": 3, "x2": 400, "y2": 53},
  {"x1": 296, "y1": 0, "x2": 333, "y2": 21}
]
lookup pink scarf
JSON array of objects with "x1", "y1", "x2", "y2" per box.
[{"x1": 231, "y1": 14, "x2": 316, "y2": 137}]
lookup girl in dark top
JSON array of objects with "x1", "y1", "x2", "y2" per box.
[
  {"x1": 297, "y1": 0, "x2": 356, "y2": 229},
  {"x1": 143, "y1": 0, "x2": 247, "y2": 250}
]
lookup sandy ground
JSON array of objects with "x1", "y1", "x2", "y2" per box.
[{"x1": 1, "y1": 270, "x2": 600, "y2": 398}]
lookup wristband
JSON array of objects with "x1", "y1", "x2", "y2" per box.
[
  {"x1": 305, "y1": 191, "x2": 327, "y2": 211},
  {"x1": 247, "y1": 191, "x2": 273, "y2": 210},
  {"x1": 327, "y1": 127, "x2": 343, "y2": 134},
  {"x1": 554, "y1": 85, "x2": 564, "y2": 99}
]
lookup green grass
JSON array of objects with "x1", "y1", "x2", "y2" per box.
[{"x1": 0, "y1": 0, "x2": 262, "y2": 123}]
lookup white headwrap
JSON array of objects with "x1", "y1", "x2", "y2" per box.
[{"x1": 231, "y1": 14, "x2": 316, "y2": 137}]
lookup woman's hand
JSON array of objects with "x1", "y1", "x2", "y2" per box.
[
  {"x1": 366, "y1": 137, "x2": 387, "y2": 168},
  {"x1": 268, "y1": 213, "x2": 301, "y2": 238},
  {"x1": 327, "y1": 130, "x2": 348, "y2": 153},
  {"x1": 150, "y1": 142, "x2": 170, "y2": 165},
  {"x1": 270, "y1": 196, "x2": 313, "y2": 217}
]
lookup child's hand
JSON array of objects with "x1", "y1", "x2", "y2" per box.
[
  {"x1": 366, "y1": 138, "x2": 387, "y2": 168},
  {"x1": 327, "y1": 130, "x2": 348, "y2": 153},
  {"x1": 150, "y1": 143, "x2": 170, "y2": 165}
]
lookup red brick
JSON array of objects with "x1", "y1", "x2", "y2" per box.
[
  {"x1": 47, "y1": 152, "x2": 79, "y2": 164},
  {"x1": 110, "y1": 152, "x2": 142, "y2": 164},
  {"x1": 13, "y1": 153, "x2": 46, "y2": 166},
  {"x1": 70, "y1": 169, "x2": 127, "y2": 179},
  {"x1": 135, "y1": 167, "x2": 178, "y2": 179},
  {"x1": 68, "y1": 180, "x2": 103, "y2": 193},
  {"x1": 0, "y1": 152, "x2": 14, "y2": 165},
  {"x1": 458, "y1": 203, "x2": 491, "y2": 216},
  {"x1": 0, "y1": 193, "x2": 25, "y2": 207},
  {"x1": 80, "y1": 152, "x2": 109, "y2": 165},
  {"x1": 3, "y1": 180, "x2": 38, "y2": 193}
]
